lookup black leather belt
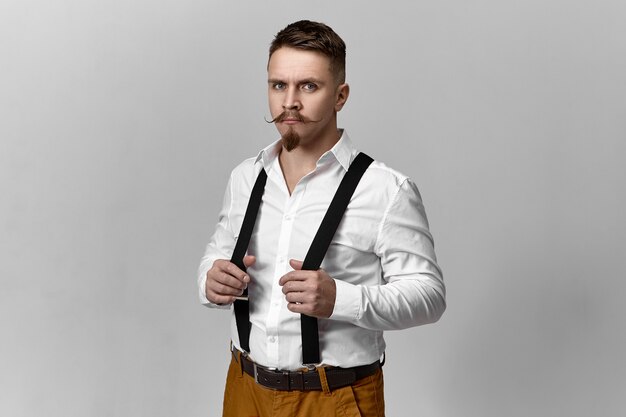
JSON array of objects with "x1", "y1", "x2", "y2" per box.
[{"x1": 232, "y1": 350, "x2": 381, "y2": 391}]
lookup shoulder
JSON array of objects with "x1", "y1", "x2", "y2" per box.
[
  {"x1": 214, "y1": 157, "x2": 259, "y2": 209},
  {"x1": 361, "y1": 158, "x2": 418, "y2": 199},
  {"x1": 365, "y1": 159, "x2": 409, "y2": 185},
  {"x1": 229, "y1": 156, "x2": 259, "y2": 182},
  {"x1": 228, "y1": 141, "x2": 277, "y2": 185},
  {"x1": 345, "y1": 155, "x2": 424, "y2": 220}
]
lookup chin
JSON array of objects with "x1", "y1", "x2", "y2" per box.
[{"x1": 281, "y1": 128, "x2": 300, "y2": 151}]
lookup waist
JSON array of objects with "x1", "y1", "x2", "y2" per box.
[
  {"x1": 231, "y1": 348, "x2": 381, "y2": 392},
  {"x1": 232, "y1": 319, "x2": 385, "y2": 369}
]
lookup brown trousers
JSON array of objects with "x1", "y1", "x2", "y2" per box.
[{"x1": 221, "y1": 355, "x2": 385, "y2": 417}]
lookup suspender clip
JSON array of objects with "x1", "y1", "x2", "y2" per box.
[{"x1": 302, "y1": 363, "x2": 318, "y2": 371}]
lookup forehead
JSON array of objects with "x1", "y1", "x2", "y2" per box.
[{"x1": 267, "y1": 47, "x2": 333, "y2": 80}]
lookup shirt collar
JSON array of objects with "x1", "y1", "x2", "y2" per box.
[
  {"x1": 254, "y1": 139, "x2": 282, "y2": 172},
  {"x1": 254, "y1": 129, "x2": 357, "y2": 173}
]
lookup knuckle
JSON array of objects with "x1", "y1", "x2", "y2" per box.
[
  {"x1": 220, "y1": 273, "x2": 233, "y2": 287},
  {"x1": 220, "y1": 272, "x2": 231, "y2": 284},
  {"x1": 217, "y1": 283, "x2": 233, "y2": 295},
  {"x1": 233, "y1": 276, "x2": 244, "y2": 288}
]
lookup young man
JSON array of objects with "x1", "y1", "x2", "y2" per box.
[{"x1": 198, "y1": 20, "x2": 445, "y2": 417}]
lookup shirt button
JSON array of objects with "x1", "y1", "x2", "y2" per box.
[
  {"x1": 269, "y1": 336, "x2": 276, "y2": 343},
  {"x1": 284, "y1": 214, "x2": 292, "y2": 221}
]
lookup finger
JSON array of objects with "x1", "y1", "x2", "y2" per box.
[
  {"x1": 279, "y1": 270, "x2": 311, "y2": 286},
  {"x1": 213, "y1": 259, "x2": 249, "y2": 283},
  {"x1": 243, "y1": 255, "x2": 256, "y2": 268},
  {"x1": 209, "y1": 268, "x2": 247, "y2": 290},
  {"x1": 207, "y1": 278, "x2": 245, "y2": 297},
  {"x1": 206, "y1": 290, "x2": 236, "y2": 305},
  {"x1": 222, "y1": 261, "x2": 250, "y2": 283},
  {"x1": 289, "y1": 259, "x2": 304, "y2": 270},
  {"x1": 281, "y1": 280, "x2": 307, "y2": 295},
  {"x1": 285, "y1": 292, "x2": 308, "y2": 304},
  {"x1": 207, "y1": 271, "x2": 248, "y2": 296},
  {"x1": 286, "y1": 301, "x2": 309, "y2": 315}
]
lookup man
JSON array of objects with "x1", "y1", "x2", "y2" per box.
[{"x1": 198, "y1": 20, "x2": 445, "y2": 417}]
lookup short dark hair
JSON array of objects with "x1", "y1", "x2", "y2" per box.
[{"x1": 269, "y1": 20, "x2": 346, "y2": 84}]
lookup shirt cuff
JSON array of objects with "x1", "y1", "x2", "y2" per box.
[{"x1": 329, "y1": 279, "x2": 361, "y2": 322}]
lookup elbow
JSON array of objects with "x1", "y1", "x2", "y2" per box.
[
  {"x1": 428, "y1": 293, "x2": 446, "y2": 324},
  {"x1": 418, "y1": 285, "x2": 446, "y2": 326},
  {"x1": 425, "y1": 274, "x2": 446, "y2": 324}
]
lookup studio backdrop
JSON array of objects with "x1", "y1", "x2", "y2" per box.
[{"x1": 1, "y1": 1, "x2": 625, "y2": 416}]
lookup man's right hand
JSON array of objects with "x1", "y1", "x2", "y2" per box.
[{"x1": 205, "y1": 255, "x2": 256, "y2": 305}]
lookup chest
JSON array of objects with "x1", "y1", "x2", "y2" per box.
[{"x1": 231, "y1": 168, "x2": 382, "y2": 261}]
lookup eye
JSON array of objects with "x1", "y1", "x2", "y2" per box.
[
  {"x1": 272, "y1": 82, "x2": 286, "y2": 90},
  {"x1": 302, "y1": 82, "x2": 318, "y2": 92}
]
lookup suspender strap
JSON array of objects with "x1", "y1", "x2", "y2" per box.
[
  {"x1": 230, "y1": 152, "x2": 374, "y2": 362},
  {"x1": 300, "y1": 152, "x2": 374, "y2": 365},
  {"x1": 232, "y1": 168, "x2": 267, "y2": 353}
]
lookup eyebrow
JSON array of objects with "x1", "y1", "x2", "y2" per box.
[{"x1": 267, "y1": 78, "x2": 325, "y2": 85}]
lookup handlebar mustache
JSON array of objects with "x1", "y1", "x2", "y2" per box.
[{"x1": 264, "y1": 111, "x2": 321, "y2": 124}]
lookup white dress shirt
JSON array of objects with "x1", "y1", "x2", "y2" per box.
[{"x1": 198, "y1": 131, "x2": 445, "y2": 370}]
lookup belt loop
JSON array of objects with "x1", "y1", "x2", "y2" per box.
[
  {"x1": 236, "y1": 350, "x2": 244, "y2": 378},
  {"x1": 317, "y1": 366, "x2": 331, "y2": 396}
]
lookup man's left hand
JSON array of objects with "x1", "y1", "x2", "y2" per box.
[{"x1": 279, "y1": 259, "x2": 336, "y2": 318}]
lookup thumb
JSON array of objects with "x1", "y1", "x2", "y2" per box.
[
  {"x1": 289, "y1": 259, "x2": 304, "y2": 270},
  {"x1": 243, "y1": 255, "x2": 256, "y2": 268}
]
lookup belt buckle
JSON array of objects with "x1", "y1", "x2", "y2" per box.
[{"x1": 254, "y1": 362, "x2": 288, "y2": 390}]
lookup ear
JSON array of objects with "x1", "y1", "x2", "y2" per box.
[{"x1": 334, "y1": 83, "x2": 350, "y2": 112}]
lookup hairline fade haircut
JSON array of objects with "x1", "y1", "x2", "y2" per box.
[{"x1": 269, "y1": 20, "x2": 346, "y2": 85}]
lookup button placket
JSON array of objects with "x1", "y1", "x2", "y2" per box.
[{"x1": 265, "y1": 183, "x2": 304, "y2": 365}]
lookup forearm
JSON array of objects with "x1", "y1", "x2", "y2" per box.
[{"x1": 331, "y1": 275, "x2": 446, "y2": 331}]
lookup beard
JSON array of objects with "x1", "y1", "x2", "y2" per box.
[
  {"x1": 266, "y1": 110, "x2": 321, "y2": 152},
  {"x1": 281, "y1": 127, "x2": 300, "y2": 152}
]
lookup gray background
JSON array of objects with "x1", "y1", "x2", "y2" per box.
[{"x1": 1, "y1": 1, "x2": 625, "y2": 416}]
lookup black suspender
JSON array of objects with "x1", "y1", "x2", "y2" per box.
[
  {"x1": 231, "y1": 152, "x2": 374, "y2": 364},
  {"x1": 298, "y1": 152, "x2": 374, "y2": 364},
  {"x1": 231, "y1": 169, "x2": 267, "y2": 353}
]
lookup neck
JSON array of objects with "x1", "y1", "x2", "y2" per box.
[{"x1": 278, "y1": 128, "x2": 342, "y2": 194}]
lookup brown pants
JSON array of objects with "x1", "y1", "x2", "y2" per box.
[{"x1": 221, "y1": 355, "x2": 385, "y2": 417}]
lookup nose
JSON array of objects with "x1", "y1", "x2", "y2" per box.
[{"x1": 282, "y1": 89, "x2": 301, "y2": 111}]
